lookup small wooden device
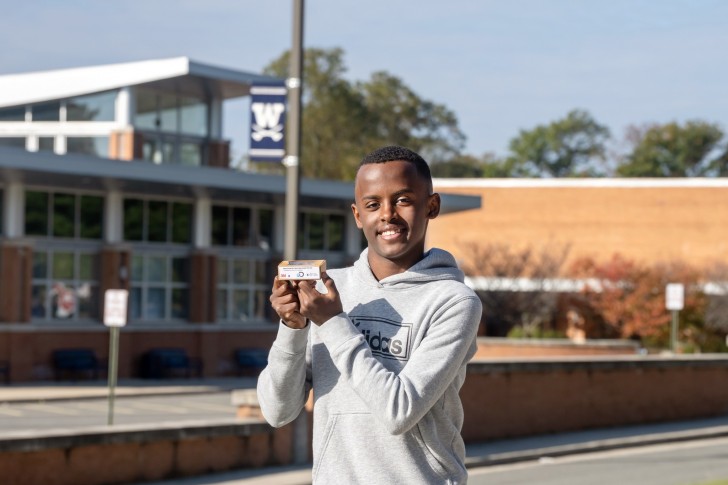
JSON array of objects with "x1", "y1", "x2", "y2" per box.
[{"x1": 278, "y1": 260, "x2": 326, "y2": 280}]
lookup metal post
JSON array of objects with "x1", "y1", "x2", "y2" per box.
[
  {"x1": 107, "y1": 326, "x2": 120, "y2": 425},
  {"x1": 285, "y1": 0, "x2": 307, "y2": 466},
  {"x1": 670, "y1": 310, "x2": 679, "y2": 353},
  {"x1": 283, "y1": 0, "x2": 304, "y2": 261}
]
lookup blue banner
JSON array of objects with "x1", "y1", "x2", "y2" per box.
[{"x1": 249, "y1": 83, "x2": 287, "y2": 162}]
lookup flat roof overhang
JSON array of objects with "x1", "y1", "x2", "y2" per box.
[
  {"x1": 0, "y1": 57, "x2": 282, "y2": 108},
  {"x1": 0, "y1": 148, "x2": 481, "y2": 214}
]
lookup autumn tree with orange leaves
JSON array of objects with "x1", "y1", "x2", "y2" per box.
[{"x1": 568, "y1": 254, "x2": 709, "y2": 349}]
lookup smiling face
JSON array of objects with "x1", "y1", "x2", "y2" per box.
[{"x1": 352, "y1": 160, "x2": 441, "y2": 280}]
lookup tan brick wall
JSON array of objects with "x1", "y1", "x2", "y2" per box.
[
  {"x1": 431, "y1": 182, "x2": 728, "y2": 269},
  {"x1": 461, "y1": 358, "x2": 728, "y2": 443}
]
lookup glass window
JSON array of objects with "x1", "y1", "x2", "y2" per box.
[
  {"x1": 328, "y1": 214, "x2": 345, "y2": 251},
  {"x1": 53, "y1": 193, "x2": 75, "y2": 238},
  {"x1": 217, "y1": 256, "x2": 273, "y2": 324},
  {"x1": 298, "y1": 211, "x2": 347, "y2": 252},
  {"x1": 66, "y1": 137, "x2": 109, "y2": 158},
  {"x1": 25, "y1": 192, "x2": 103, "y2": 240},
  {"x1": 179, "y1": 142, "x2": 202, "y2": 166},
  {"x1": 171, "y1": 257, "x2": 187, "y2": 283},
  {"x1": 135, "y1": 89, "x2": 158, "y2": 130},
  {"x1": 129, "y1": 253, "x2": 189, "y2": 322},
  {"x1": 171, "y1": 203, "x2": 192, "y2": 244},
  {"x1": 25, "y1": 191, "x2": 49, "y2": 236},
  {"x1": 31, "y1": 250, "x2": 99, "y2": 321},
  {"x1": 147, "y1": 201, "x2": 168, "y2": 242},
  {"x1": 308, "y1": 213, "x2": 325, "y2": 251},
  {"x1": 123, "y1": 199, "x2": 144, "y2": 241},
  {"x1": 159, "y1": 93, "x2": 177, "y2": 132},
  {"x1": 258, "y1": 208, "x2": 274, "y2": 249},
  {"x1": 52, "y1": 252, "x2": 74, "y2": 280},
  {"x1": 31, "y1": 101, "x2": 61, "y2": 121},
  {"x1": 66, "y1": 91, "x2": 116, "y2": 121},
  {"x1": 232, "y1": 207, "x2": 251, "y2": 246},
  {"x1": 123, "y1": 198, "x2": 192, "y2": 244},
  {"x1": 147, "y1": 256, "x2": 166, "y2": 282},
  {"x1": 180, "y1": 96, "x2": 208, "y2": 136},
  {"x1": 0, "y1": 138, "x2": 26, "y2": 149},
  {"x1": 79, "y1": 195, "x2": 103, "y2": 239},
  {"x1": 211, "y1": 205, "x2": 228, "y2": 246},
  {"x1": 0, "y1": 106, "x2": 25, "y2": 121},
  {"x1": 211, "y1": 204, "x2": 275, "y2": 248}
]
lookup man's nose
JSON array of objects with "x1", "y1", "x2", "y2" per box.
[{"x1": 380, "y1": 202, "x2": 397, "y2": 221}]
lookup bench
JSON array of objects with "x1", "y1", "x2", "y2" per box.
[
  {"x1": 0, "y1": 360, "x2": 9, "y2": 384},
  {"x1": 52, "y1": 348, "x2": 105, "y2": 381},
  {"x1": 234, "y1": 348, "x2": 268, "y2": 376},
  {"x1": 140, "y1": 348, "x2": 203, "y2": 379}
]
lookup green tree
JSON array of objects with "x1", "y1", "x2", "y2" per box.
[
  {"x1": 430, "y1": 153, "x2": 511, "y2": 178},
  {"x1": 358, "y1": 71, "x2": 465, "y2": 164},
  {"x1": 616, "y1": 121, "x2": 728, "y2": 177},
  {"x1": 261, "y1": 47, "x2": 465, "y2": 180},
  {"x1": 506, "y1": 110, "x2": 611, "y2": 177}
]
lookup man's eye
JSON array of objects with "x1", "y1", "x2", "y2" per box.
[
  {"x1": 366, "y1": 203, "x2": 379, "y2": 210},
  {"x1": 396, "y1": 197, "x2": 411, "y2": 205}
]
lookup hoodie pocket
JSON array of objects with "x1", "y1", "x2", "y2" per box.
[{"x1": 312, "y1": 413, "x2": 451, "y2": 484}]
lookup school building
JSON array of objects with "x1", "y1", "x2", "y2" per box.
[
  {"x1": 429, "y1": 178, "x2": 728, "y2": 270},
  {"x1": 0, "y1": 58, "x2": 480, "y2": 382}
]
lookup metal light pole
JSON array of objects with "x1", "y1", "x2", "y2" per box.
[
  {"x1": 283, "y1": 0, "x2": 304, "y2": 261},
  {"x1": 284, "y1": 0, "x2": 307, "y2": 465}
]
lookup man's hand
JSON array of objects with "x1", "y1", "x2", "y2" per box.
[
  {"x1": 296, "y1": 272, "x2": 343, "y2": 326},
  {"x1": 270, "y1": 276, "x2": 307, "y2": 329}
]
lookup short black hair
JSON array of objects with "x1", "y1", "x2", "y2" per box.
[{"x1": 359, "y1": 145, "x2": 433, "y2": 192}]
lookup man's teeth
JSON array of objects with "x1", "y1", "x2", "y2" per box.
[{"x1": 382, "y1": 230, "x2": 399, "y2": 236}]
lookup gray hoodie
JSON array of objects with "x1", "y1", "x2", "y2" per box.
[{"x1": 257, "y1": 248, "x2": 482, "y2": 484}]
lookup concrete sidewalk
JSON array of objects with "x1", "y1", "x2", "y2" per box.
[{"x1": 2, "y1": 380, "x2": 728, "y2": 485}]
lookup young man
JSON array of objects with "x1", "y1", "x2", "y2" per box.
[{"x1": 257, "y1": 146, "x2": 482, "y2": 484}]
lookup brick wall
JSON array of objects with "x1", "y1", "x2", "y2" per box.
[
  {"x1": 461, "y1": 356, "x2": 728, "y2": 443},
  {"x1": 430, "y1": 181, "x2": 728, "y2": 268},
  {"x1": 0, "y1": 421, "x2": 290, "y2": 485}
]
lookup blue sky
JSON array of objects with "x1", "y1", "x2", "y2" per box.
[{"x1": 2, "y1": 0, "x2": 727, "y2": 162}]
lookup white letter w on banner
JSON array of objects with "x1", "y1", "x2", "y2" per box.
[{"x1": 251, "y1": 103, "x2": 285, "y2": 141}]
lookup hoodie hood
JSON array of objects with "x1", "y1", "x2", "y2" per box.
[{"x1": 352, "y1": 248, "x2": 464, "y2": 288}]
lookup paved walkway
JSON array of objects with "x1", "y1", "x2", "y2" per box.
[{"x1": 2, "y1": 379, "x2": 728, "y2": 485}]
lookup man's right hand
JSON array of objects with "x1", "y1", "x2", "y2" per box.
[{"x1": 270, "y1": 276, "x2": 307, "y2": 329}]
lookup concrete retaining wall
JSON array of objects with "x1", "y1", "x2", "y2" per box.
[
  {"x1": 2, "y1": 355, "x2": 728, "y2": 485},
  {"x1": 461, "y1": 355, "x2": 728, "y2": 442},
  {"x1": 0, "y1": 420, "x2": 291, "y2": 485}
]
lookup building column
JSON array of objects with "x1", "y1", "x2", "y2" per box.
[
  {"x1": 109, "y1": 129, "x2": 144, "y2": 161},
  {"x1": 207, "y1": 140, "x2": 230, "y2": 168},
  {"x1": 99, "y1": 190, "x2": 131, "y2": 320},
  {"x1": 189, "y1": 252, "x2": 216, "y2": 323},
  {"x1": 0, "y1": 184, "x2": 32, "y2": 323},
  {"x1": 189, "y1": 197, "x2": 215, "y2": 323},
  {"x1": 0, "y1": 241, "x2": 32, "y2": 323},
  {"x1": 2, "y1": 183, "x2": 23, "y2": 238}
]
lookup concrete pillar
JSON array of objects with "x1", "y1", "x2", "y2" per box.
[
  {"x1": 104, "y1": 190, "x2": 123, "y2": 244},
  {"x1": 2, "y1": 183, "x2": 23, "y2": 238},
  {"x1": 194, "y1": 197, "x2": 211, "y2": 249}
]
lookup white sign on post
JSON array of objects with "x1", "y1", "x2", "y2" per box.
[
  {"x1": 104, "y1": 289, "x2": 129, "y2": 327},
  {"x1": 665, "y1": 283, "x2": 685, "y2": 311}
]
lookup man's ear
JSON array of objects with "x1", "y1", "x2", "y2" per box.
[
  {"x1": 427, "y1": 193, "x2": 441, "y2": 219},
  {"x1": 351, "y1": 203, "x2": 363, "y2": 229}
]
